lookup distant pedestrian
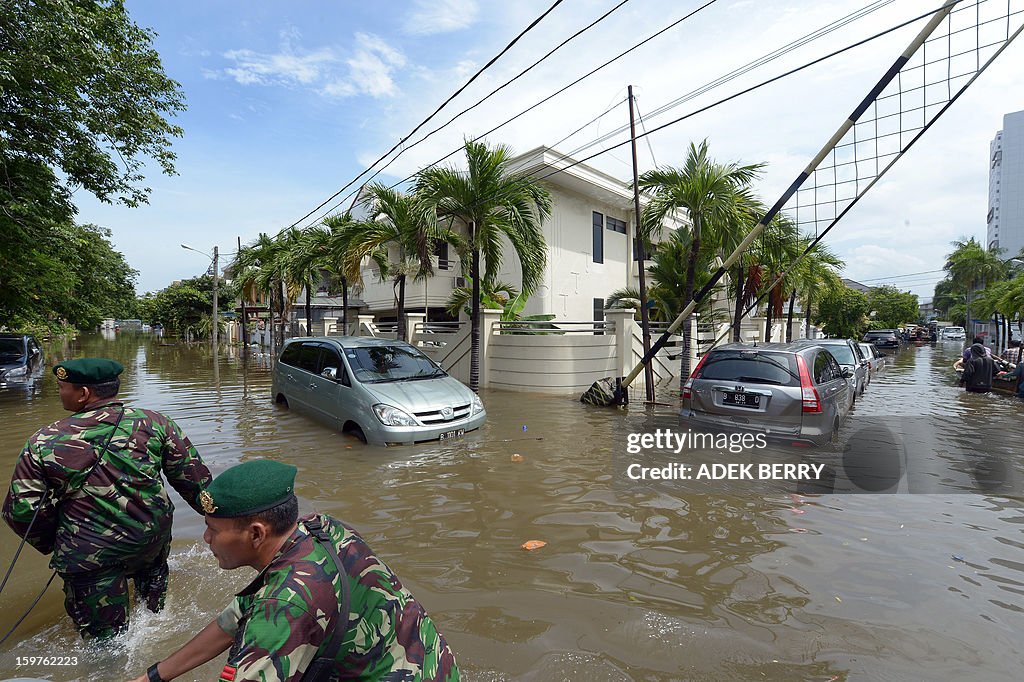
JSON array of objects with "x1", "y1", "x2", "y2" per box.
[{"x1": 3, "y1": 358, "x2": 212, "y2": 639}]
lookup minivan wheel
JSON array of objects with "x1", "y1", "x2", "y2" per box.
[
  {"x1": 345, "y1": 424, "x2": 367, "y2": 444},
  {"x1": 275, "y1": 393, "x2": 289, "y2": 407}
]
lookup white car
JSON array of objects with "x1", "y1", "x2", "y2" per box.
[{"x1": 940, "y1": 326, "x2": 966, "y2": 340}]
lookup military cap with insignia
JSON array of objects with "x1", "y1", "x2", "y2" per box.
[
  {"x1": 202, "y1": 459, "x2": 297, "y2": 517},
  {"x1": 53, "y1": 358, "x2": 124, "y2": 385}
]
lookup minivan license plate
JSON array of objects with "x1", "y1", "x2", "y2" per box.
[
  {"x1": 723, "y1": 392, "x2": 759, "y2": 408},
  {"x1": 439, "y1": 428, "x2": 465, "y2": 441}
]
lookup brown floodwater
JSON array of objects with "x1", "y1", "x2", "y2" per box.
[{"x1": 0, "y1": 333, "x2": 1022, "y2": 681}]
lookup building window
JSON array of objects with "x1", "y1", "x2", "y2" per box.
[
  {"x1": 592, "y1": 211, "x2": 604, "y2": 263},
  {"x1": 434, "y1": 241, "x2": 450, "y2": 270},
  {"x1": 633, "y1": 237, "x2": 653, "y2": 261},
  {"x1": 594, "y1": 298, "x2": 605, "y2": 335},
  {"x1": 606, "y1": 216, "x2": 627, "y2": 234}
]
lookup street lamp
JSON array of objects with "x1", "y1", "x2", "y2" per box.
[{"x1": 181, "y1": 243, "x2": 219, "y2": 348}]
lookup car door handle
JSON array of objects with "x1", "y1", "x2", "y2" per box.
[{"x1": 309, "y1": 383, "x2": 317, "y2": 389}]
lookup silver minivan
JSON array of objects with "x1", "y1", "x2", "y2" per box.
[
  {"x1": 680, "y1": 343, "x2": 853, "y2": 447},
  {"x1": 272, "y1": 337, "x2": 486, "y2": 445}
]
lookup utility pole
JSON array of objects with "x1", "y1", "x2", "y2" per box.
[
  {"x1": 238, "y1": 236, "x2": 248, "y2": 347},
  {"x1": 212, "y1": 245, "x2": 219, "y2": 350},
  {"x1": 629, "y1": 85, "x2": 655, "y2": 402}
]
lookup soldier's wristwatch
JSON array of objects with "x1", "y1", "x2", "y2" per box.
[{"x1": 147, "y1": 662, "x2": 166, "y2": 682}]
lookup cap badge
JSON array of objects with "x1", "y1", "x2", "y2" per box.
[
  {"x1": 55, "y1": 367, "x2": 68, "y2": 380},
  {"x1": 200, "y1": 490, "x2": 217, "y2": 514}
]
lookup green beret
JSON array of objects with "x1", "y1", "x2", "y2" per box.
[
  {"x1": 202, "y1": 460, "x2": 297, "y2": 517},
  {"x1": 53, "y1": 358, "x2": 124, "y2": 385}
]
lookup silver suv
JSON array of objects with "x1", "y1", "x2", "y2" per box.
[
  {"x1": 789, "y1": 338, "x2": 868, "y2": 400},
  {"x1": 272, "y1": 337, "x2": 486, "y2": 445},
  {"x1": 680, "y1": 343, "x2": 853, "y2": 447}
]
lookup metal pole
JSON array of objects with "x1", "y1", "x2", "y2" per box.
[
  {"x1": 239, "y1": 236, "x2": 248, "y2": 347},
  {"x1": 212, "y1": 245, "x2": 219, "y2": 349},
  {"x1": 628, "y1": 85, "x2": 655, "y2": 402}
]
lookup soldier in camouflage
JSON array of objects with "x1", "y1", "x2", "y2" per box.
[
  {"x1": 128, "y1": 459, "x2": 459, "y2": 682},
  {"x1": 2, "y1": 358, "x2": 212, "y2": 639}
]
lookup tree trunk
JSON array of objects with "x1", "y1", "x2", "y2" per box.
[
  {"x1": 680, "y1": 215, "x2": 701, "y2": 385},
  {"x1": 341, "y1": 277, "x2": 349, "y2": 335},
  {"x1": 469, "y1": 222, "x2": 481, "y2": 393},
  {"x1": 764, "y1": 290, "x2": 774, "y2": 343},
  {"x1": 396, "y1": 274, "x2": 407, "y2": 342},
  {"x1": 804, "y1": 294, "x2": 813, "y2": 340},
  {"x1": 305, "y1": 286, "x2": 312, "y2": 336},
  {"x1": 732, "y1": 263, "x2": 746, "y2": 342},
  {"x1": 786, "y1": 289, "x2": 796, "y2": 342}
]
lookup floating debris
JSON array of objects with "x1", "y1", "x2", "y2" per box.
[
  {"x1": 521, "y1": 540, "x2": 547, "y2": 551},
  {"x1": 511, "y1": 454, "x2": 524, "y2": 463}
]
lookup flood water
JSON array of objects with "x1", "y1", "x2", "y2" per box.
[{"x1": 1, "y1": 333, "x2": 1022, "y2": 681}]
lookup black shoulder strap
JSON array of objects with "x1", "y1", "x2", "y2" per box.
[
  {"x1": 303, "y1": 517, "x2": 351, "y2": 662},
  {"x1": 68, "y1": 405, "x2": 126, "y2": 497}
]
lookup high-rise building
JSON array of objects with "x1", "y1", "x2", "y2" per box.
[{"x1": 988, "y1": 110, "x2": 1024, "y2": 257}]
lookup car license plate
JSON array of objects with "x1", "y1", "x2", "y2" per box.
[
  {"x1": 723, "y1": 392, "x2": 760, "y2": 408},
  {"x1": 439, "y1": 428, "x2": 465, "y2": 441}
]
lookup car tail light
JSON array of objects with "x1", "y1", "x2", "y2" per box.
[
  {"x1": 795, "y1": 355, "x2": 821, "y2": 413},
  {"x1": 681, "y1": 353, "x2": 710, "y2": 400}
]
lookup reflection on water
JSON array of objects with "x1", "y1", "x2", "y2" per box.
[{"x1": 0, "y1": 335, "x2": 1022, "y2": 680}]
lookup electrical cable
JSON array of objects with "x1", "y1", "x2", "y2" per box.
[
  {"x1": 332, "y1": 0, "x2": 637, "y2": 205},
  {"x1": 311, "y1": 0, "x2": 722, "y2": 225},
  {"x1": 284, "y1": 0, "x2": 569, "y2": 231},
  {"x1": 0, "y1": 571, "x2": 57, "y2": 646}
]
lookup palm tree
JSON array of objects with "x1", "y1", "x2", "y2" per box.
[
  {"x1": 415, "y1": 139, "x2": 552, "y2": 392},
  {"x1": 638, "y1": 140, "x2": 763, "y2": 378},
  {"x1": 335, "y1": 184, "x2": 444, "y2": 341},
  {"x1": 286, "y1": 226, "x2": 334, "y2": 336},
  {"x1": 234, "y1": 233, "x2": 290, "y2": 352},
  {"x1": 320, "y1": 212, "x2": 357, "y2": 334},
  {"x1": 944, "y1": 237, "x2": 1007, "y2": 337},
  {"x1": 786, "y1": 239, "x2": 843, "y2": 342}
]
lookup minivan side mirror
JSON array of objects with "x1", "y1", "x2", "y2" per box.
[
  {"x1": 321, "y1": 367, "x2": 339, "y2": 381},
  {"x1": 841, "y1": 367, "x2": 854, "y2": 378}
]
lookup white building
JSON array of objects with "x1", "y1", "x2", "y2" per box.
[
  {"x1": 357, "y1": 146, "x2": 687, "y2": 325},
  {"x1": 987, "y1": 110, "x2": 1024, "y2": 257}
]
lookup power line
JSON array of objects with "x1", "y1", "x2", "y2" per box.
[
  {"x1": 314, "y1": 0, "x2": 722, "y2": 225},
  {"x1": 284, "y1": 0, "x2": 568, "y2": 231},
  {"x1": 321, "y1": 0, "x2": 637, "y2": 208},
  {"x1": 857, "y1": 268, "x2": 947, "y2": 282}
]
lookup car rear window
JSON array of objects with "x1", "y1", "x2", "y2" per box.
[
  {"x1": 820, "y1": 343, "x2": 856, "y2": 364},
  {"x1": 696, "y1": 350, "x2": 799, "y2": 386}
]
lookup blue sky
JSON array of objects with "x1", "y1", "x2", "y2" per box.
[{"x1": 74, "y1": 0, "x2": 1024, "y2": 300}]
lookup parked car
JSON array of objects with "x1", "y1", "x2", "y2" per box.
[
  {"x1": 858, "y1": 342, "x2": 883, "y2": 381},
  {"x1": 680, "y1": 343, "x2": 853, "y2": 447},
  {"x1": 863, "y1": 329, "x2": 900, "y2": 349},
  {"x1": 272, "y1": 336, "x2": 485, "y2": 445},
  {"x1": 788, "y1": 338, "x2": 868, "y2": 399},
  {"x1": 940, "y1": 326, "x2": 966, "y2": 340},
  {"x1": 0, "y1": 333, "x2": 44, "y2": 383}
]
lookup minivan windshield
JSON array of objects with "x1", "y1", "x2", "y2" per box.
[
  {"x1": 0, "y1": 339, "x2": 24, "y2": 358},
  {"x1": 697, "y1": 350, "x2": 799, "y2": 386},
  {"x1": 344, "y1": 345, "x2": 446, "y2": 383}
]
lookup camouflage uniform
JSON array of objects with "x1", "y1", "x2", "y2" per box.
[
  {"x1": 215, "y1": 513, "x2": 459, "y2": 682},
  {"x1": 2, "y1": 400, "x2": 211, "y2": 638}
]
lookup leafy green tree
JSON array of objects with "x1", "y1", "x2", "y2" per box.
[
  {"x1": 1, "y1": 0, "x2": 185, "y2": 207},
  {"x1": 416, "y1": 140, "x2": 551, "y2": 392},
  {"x1": 867, "y1": 286, "x2": 919, "y2": 329},
  {"x1": 638, "y1": 140, "x2": 762, "y2": 378},
  {"x1": 814, "y1": 288, "x2": 869, "y2": 339},
  {"x1": 943, "y1": 237, "x2": 1007, "y2": 335}
]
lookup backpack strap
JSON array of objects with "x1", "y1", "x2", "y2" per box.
[{"x1": 302, "y1": 517, "x2": 351, "y2": 663}]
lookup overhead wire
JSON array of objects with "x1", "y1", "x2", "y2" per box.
[
  {"x1": 310, "y1": 0, "x2": 722, "y2": 225},
  {"x1": 284, "y1": 0, "x2": 568, "y2": 231}
]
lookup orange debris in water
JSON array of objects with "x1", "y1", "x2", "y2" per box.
[
  {"x1": 511, "y1": 454, "x2": 524, "y2": 462},
  {"x1": 521, "y1": 540, "x2": 547, "y2": 551}
]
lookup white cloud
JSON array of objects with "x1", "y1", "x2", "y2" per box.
[
  {"x1": 215, "y1": 29, "x2": 406, "y2": 99},
  {"x1": 402, "y1": 0, "x2": 479, "y2": 36}
]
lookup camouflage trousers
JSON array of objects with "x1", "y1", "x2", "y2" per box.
[{"x1": 61, "y1": 542, "x2": 170, "y2": 639}]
